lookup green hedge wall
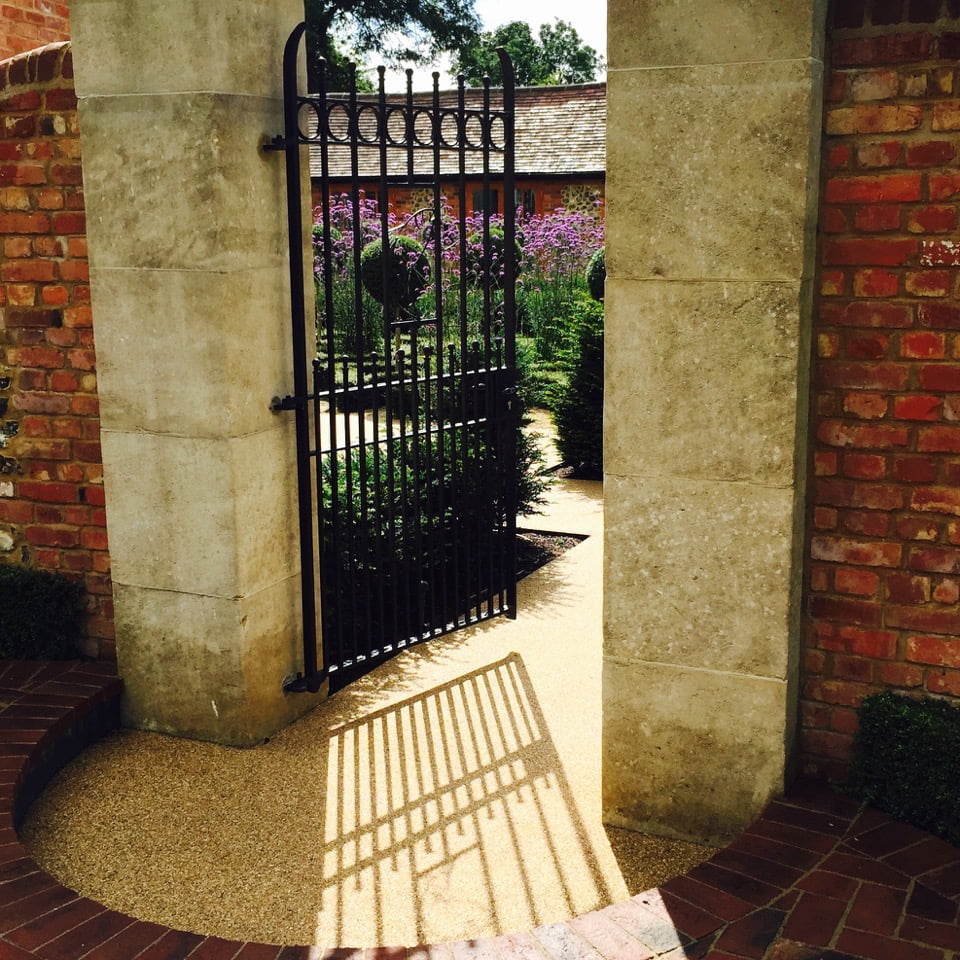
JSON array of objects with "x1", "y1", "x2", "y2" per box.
[
  {"x1": 0, "y1": 565, "x2": 85, "y2": 659},
  {"x1": 848, "y1": 690, "x2": 960, "y2": 845}
]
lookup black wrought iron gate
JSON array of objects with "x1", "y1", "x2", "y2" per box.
[{"x1": 270, "y1": 24, "x2": 519, "y2": 693}]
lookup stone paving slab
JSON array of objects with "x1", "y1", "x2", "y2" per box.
[{"x1": 1, "y1": 658, "x2": 959, "y2": 960}]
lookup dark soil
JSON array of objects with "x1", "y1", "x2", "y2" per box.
[{"x1": 515, "y1": 530, "x2": 586, "y2": 581}]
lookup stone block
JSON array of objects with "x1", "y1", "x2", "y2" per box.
[
  {"x1": 78, "y1": 92, "x2": 289, "y2": 273},
  {"x1": 603, "y1": 278, "x2": 813, "y2": 486},
  {"x1": 606, "y1": 59, "x2": 823, "y2": 282},
  {"x1": 72, "y1": 0, "x2": 303, "y2": 98},
  {"x1": 607, "y1": 0, "x2": 827, "y2": 70},
  {"x1": 114, "y1": 576, "x2": 320, "y2": 745},
  {"x1": 101, "y1": 425, "x2": 299, "y2": 600},
  {"x1": 602, "y1": 657, "x2": 793, "y2": 844},
  {"x1": 603, "y1": 474, "x2": 804, "y2": 679},
  {"x1": 91, "y1": 265, "x2": 295, "y2": 439}
]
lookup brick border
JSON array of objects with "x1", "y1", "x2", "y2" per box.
[{"x1": 1, "y1": 659, "x2": 958, "y2": 960}]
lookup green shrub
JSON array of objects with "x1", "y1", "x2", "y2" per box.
[
  {"x1": 359, "y1": 235, "x2": 430, "y2": 316},
  {"x1": 0, "y1": 564, "x2": 85, "y2": 659},
  {"x1": 550, "y1": 298, "x2": 604, "y2": 479},
  {"x1": 848, "y1": 690, "x2": 960, "y2": 845},
  {"x1": 585, "y1": 246, "x2": 605, "y2": 301},
  {"x1": 514, "y1": 343, "x2": 550, "y2": 517},
  {"x1": 319, "y1": 357, "x2": 548, "y2": 652}
]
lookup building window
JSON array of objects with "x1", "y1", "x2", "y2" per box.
[
  {"x1": 515, "y1": 188, "x2": 536, "y2": 216},
  {"x1": 471, "y1": 188, "x2": 500, "y2": 214}
]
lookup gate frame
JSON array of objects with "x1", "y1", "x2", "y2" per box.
[{"x1": 269, "y1": 24, "x2": 519, "y2": 693}]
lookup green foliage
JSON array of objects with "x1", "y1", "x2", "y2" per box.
[
  {"x1": 514, "y1": 208, "x2": 604, "y2": 363},
  {"x1": 848, "y1": 691, "x2": 960, "y2": 845},
  {"x1": 538, "y1": 21, "x2": 603, "y2": 84},
  {"x1": 360, "y1": 235, "x2": 430, "y2": 315},
  {"x1": 314, "y1": 195, "x2": 385, "y2": 355},
  {"x1": 317, "y1": 198, "x2": 604, "y2": 369},
  {"x1": 514, "y1": 344, "x2": 550, "y2": 517},
  {"x1": 0, "y1": 564, "x2": 85, "y2": 659},
  {"x1": 304, "y1": 0, "x2": 481, "y2": 92},
  {"x1": 515, "y1": 336, "x2": 561, "y2": 409},
  {"x1": 586, "y1": 246, "x2": 605, "y2": 301},
  {"x1": 453, "y1": 19, "x2": 603, "y2": 87},
  {"x1": 551, "y1": 299, "x2": 603, "y2": 479},
  {"x1": 319, "y1": 385, "x2": 546, "y2": 650}
]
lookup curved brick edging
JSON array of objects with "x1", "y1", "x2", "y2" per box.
[{"x1": 1, "y1": 660, "x2": 959, "y2": 960}]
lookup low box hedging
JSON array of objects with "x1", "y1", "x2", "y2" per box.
[
  {"x1": 848, "y1": 690, "x2": 960, "y2": 846},
  {"x1": 550, "y1": 298, "x2": 603, "y2": 479},
  {"x1": 0, "y1": 564, "x2": 85, "y2": 659}
]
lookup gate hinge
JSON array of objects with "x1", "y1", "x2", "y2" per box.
[
  {"x1": 270, "y1": 394, "x2": 304, "y2": 412},
  {"x1": 283, "y1": 670, "x2": 328, "y2": 694},
  {"x1": 262, "y1": 134, "x2": 287, "y2": 152}
]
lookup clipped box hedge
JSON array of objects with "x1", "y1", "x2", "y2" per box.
[
  {"x1": 848, "y1": 690, "x2": 960, "y2": 846},
  {"x1": 0, "y1": 564, "x2": 85, "y2": 659}
]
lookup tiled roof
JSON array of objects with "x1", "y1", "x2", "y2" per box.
[{"x1": 308, "y1": 81, "x2": 606, "y2": 180}]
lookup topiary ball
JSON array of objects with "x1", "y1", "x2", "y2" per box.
[
  {"x1": 360, "y1": 235, "x2": 430, "y2": 312},
  {"x1": 585, "y1": 246, "x2": 605, "y2": 301}
]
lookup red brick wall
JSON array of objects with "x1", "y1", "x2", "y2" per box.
[
  {"x1": 804, "y1": 0, "x2": 960, "y2": 777},
  {"x1": 0, "y1": 1, "x2": 70, "y2": 63},
  {"x1": 0, "y1": 41, "x2": 113, "y2": 659}
]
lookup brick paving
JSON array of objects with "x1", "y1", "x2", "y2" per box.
[{"x1": 1, "y1": 660, "x2": 958, "y2": 960}]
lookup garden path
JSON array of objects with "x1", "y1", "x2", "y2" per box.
[{"x1": 20, "y1": 429, "x2": 712, "y2": 948}]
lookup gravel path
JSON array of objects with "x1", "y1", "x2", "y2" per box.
[{"x1": 22, "y1": 479, "x2": 711, "y2": 948}]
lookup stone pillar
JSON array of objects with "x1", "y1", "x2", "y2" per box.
[
  {"x1": 71, "y1": 1, "x2": 320, "y2": 744},
  {"x1": 603, "y1": 0, "x2": 827, "y2": 843}
]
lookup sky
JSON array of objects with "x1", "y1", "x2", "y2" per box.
[{"x1": 375, "y1": 0, "x2": 608, "y2": 91}]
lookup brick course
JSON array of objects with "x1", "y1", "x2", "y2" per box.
[
  {"x1": 0, "y1": 41, "x2": 113, "y2": 659},
  {"x1": 0, "y1": 1, "x2": 70, "y2": 64},
  {"x1": 807, "y1": 0, "x2": 960, "y2": 777}
]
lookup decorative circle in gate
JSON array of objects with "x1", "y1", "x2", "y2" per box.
[
  {"x1": 322, "y1": 102, "x2": 351, "y2": 143},
  {"x1": 296, "y1": 100, "x2": 322, "y2": 141},
  {"x1": 439, "y1": 110, "x2": 460, "y2": 148},
  {"x1": 489, "y1": 115, "x2": 506, "y2": 151},
  {"x1": 355, "y1": 104, "x2": 379, "y2": 144},
  {"x1": 464, "y1": 113, "x2": 485, "y2": 149},
  {"x1": 412, "y1": 108, "x2": 434, "y2": 147},
  {"x1": 385, "y1": 106, "x2": 407, "y2": 145}
]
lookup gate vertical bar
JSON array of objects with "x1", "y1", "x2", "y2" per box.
[
  {"x1": 317, "y1": 58, "x2": 346, "y2": 683},
  {"x1": 278, "y1": 22, "x2": 321, "y2": 688},
  {"x1": 498, "y1": 47, "x2": 518, "y2": 619},
  {"x1": 347, "y1": 65, "x2": 378, "y2": 667},
  {"x1": 454, "y1": 74, "x2": 469, "y2": 624}
]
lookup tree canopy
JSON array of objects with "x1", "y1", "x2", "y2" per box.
[
  {"x1": 304, "y1": 0, "x2": 481, "y2": 91},
  {"x1": 452, "y1": 20, "x2": 604, "y2": 87}
]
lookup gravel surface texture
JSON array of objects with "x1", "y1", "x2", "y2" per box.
[{"x1": 22, "y1": 473, "x2": 711, "y2": 948}]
